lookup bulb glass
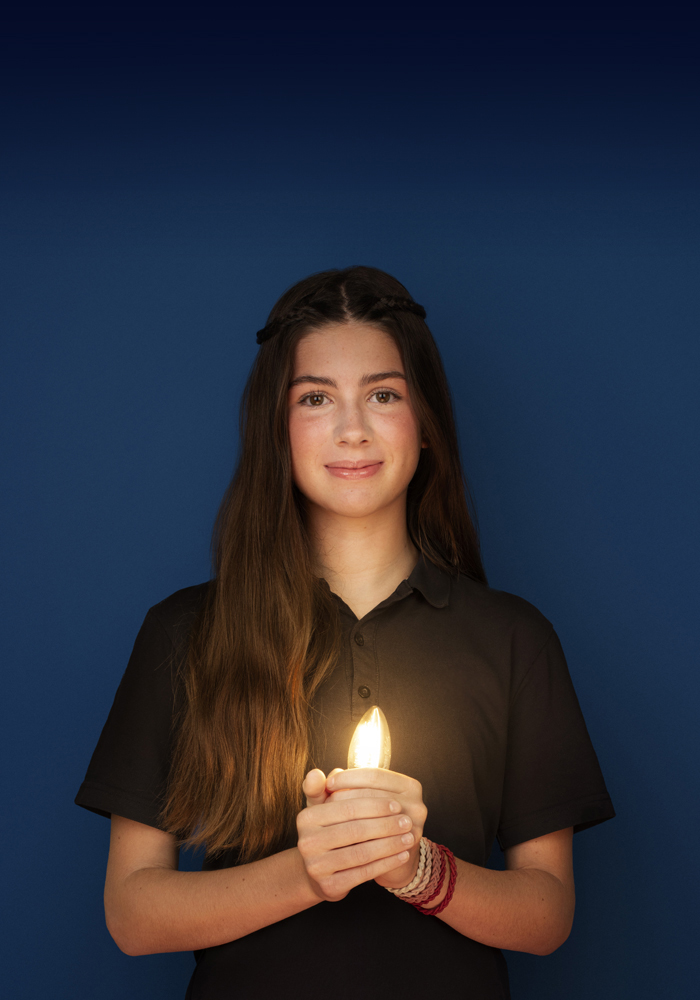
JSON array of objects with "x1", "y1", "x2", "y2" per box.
[{"x1": 347, "y1": 705, "x2": 392, "y2": 770}]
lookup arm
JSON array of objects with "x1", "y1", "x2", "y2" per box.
[
  {"x1": 326, "y1": 767, "x2": 575, "y2": 956},
  {"x1": 104, "y1": 816, "x2": 319, "y2": 955},
  {"x1": 104, "y1": 769, "x2": 412, "y2": 956},
  {"x1": 421, "y1": 827, "x2": 575, "y2": 955}
]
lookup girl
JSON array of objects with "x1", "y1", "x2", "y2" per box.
[{"x1": 76, "y1": 266, "x2": 614, "y2": 999}]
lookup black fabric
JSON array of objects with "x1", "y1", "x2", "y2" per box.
[{"x1": 76, "y1": 558, "x2": 615, "y2": 999}]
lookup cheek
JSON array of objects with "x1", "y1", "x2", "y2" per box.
[
  {"x1": 288, "y1": 419, "x2": 306, "y2": 472},
  {"x1": 387, "y1": 412, "x2": 423, "y2": 462},
  {"x1": 288, "y1": 415, "x2": 321, "y2": 481}
]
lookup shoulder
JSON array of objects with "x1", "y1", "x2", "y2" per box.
[
  {"x1": 448, "y1": 573, "x2": 556, "y2": 664},
  {"x1": 452, "y1": 573, "x2": 552, "y2": 631},
  {"x1": 113, "y1": 581, "x2": 212, "y2": 704},
  {"x1": 144, "y1": 580, "x2": 213, "y2": 650}
]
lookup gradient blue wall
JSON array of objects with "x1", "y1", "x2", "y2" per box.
[{"x1": 2, "y1": 30, "x2": 698, "y2": 999}]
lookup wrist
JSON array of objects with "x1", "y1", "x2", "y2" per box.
[
  {"x1": 375, "y1": 839, "x2": 422, "y2": 890},
  {"x1": 385, "y1": 840, "x2": 457, "y2": 916},
  {"x1": 292, "y1": 848, "x2": 327, "y2": 906},
  {"x1": 383, "y1": 836, "x2": 426, "y2": 892},
  {"x1": 419, "y1": 869, "x2": 450, "y2": 909}
]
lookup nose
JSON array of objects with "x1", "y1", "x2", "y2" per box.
[{"x1": 334, "y1": 401, "x2": 372, "y2": 446}]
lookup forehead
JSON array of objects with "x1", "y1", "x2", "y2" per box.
[{"x1": 292, "y1": 322, "x2": 402, "y2": 374}]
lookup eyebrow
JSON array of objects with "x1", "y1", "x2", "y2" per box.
[{"x1": 288, "y1": 370, "x2": 407, "y2": 389}]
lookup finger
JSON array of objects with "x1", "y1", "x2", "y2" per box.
[
  {"x1": 327, "y1": 788, "x2": 427, "y2": 836},
  {"x1": 304, "y1": 795, "x2": 402, "y2": 829},
  {"x1": 326, "y1": 767, "x2": 344, "y2": 788},
  {"x1": 310, "y1": 845, "x2": 413, "y2": 902},
  {"x1": 302, "y1": 769, "x2": 328, "y2": 808},
  {"x1": 329, "y1": 833, "x2": 415, "y2": 875},
  {"x1": 337, "y1": 849, "x2": 414, "y2": 896},
  {"x1": 328, "y1": 787, "x2": 396, "y2": 803},
  {"x1": 327, "y1": 768, "x2": 413, "y2": 795},
  {"x1": 311, "y1": 812, "x2": 414, "y2": 853}
]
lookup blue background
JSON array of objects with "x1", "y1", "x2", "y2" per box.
[{"x1": 2, "y1": 25, "x2": 698, "y2": 999}]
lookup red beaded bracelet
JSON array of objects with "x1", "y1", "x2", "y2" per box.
[{"x1": 409, "y1": 844, "x2": 457, "y2": 916}]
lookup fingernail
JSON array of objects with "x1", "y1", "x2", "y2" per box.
[
  {"x1": 398, "y1": 815, "x2": 411, "y2": 828},
  {"x1": 398, "y1": 851, "x2": 410, "y2": 861},
  {"x1": 402, "y1": 832, "x2": 414, "y2": 845},
  {"x1": 389, "y1": 801, "x2": 400, "y2": 813},
  {"x1": 327, "y1": 776, "x2": 335, "y2": 788}
]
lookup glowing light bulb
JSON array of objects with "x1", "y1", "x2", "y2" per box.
[{"x1": 347, "y1": 705, "x2": 392, "y2": 770}]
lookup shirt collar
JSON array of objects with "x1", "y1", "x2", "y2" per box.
[
  {"x1": 405, "y1": 554, "x2": 452, "y2": 608},
  {"x1": 317, "y1": 553, "x2": 452, "y2": 614}
]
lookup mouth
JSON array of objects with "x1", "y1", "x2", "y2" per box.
[
  {"x1": 325, "y1": 461, "x2": 383, "y2": 469},
  {"x1": 324, "y1": 460, "x2": 383, "y2": 480}
]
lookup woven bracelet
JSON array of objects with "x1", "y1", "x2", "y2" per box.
[
  {"x1": 406, "y1": 841, "x2": 443, "y2": 905},
  {"x1": 400, "y1": 845, "x2": 434, "y2": 899},
  {"x1": 410, "y1": 845, "x2": 457, "y2": 916},
  {"x1": 387, "y1": 837, "x2": 429, "y2": 896}
]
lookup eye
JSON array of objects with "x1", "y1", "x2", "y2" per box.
[
  {"x1": 370, "y1": 389, "x2": 401, "y2": 404},
  {"x1": 299, "y1": 391, "x2": 329, "y2": 407}
]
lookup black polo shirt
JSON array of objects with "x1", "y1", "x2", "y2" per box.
[{"x1": 76, "y1": 557, "x2": 615, "y2": 1000}]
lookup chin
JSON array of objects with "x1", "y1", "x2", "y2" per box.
[
  {"x1": 305, "y1": 490, "x2": 381, "y2": 519},
  {"x1": 325, "y1": 501, "x2": 384, "y2": 519}
]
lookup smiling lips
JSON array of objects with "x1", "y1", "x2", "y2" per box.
[{"x1": 325, "y1": 461, "x2": 383, "y2": 479}]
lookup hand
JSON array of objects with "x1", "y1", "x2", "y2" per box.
[
  {"x1": 296, "y1": 769, "x2": 415, "y2": 902},
  {"x1": 325, "y1": 768, "x2": 428, "y2": 890}
]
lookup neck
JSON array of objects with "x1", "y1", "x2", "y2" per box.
[{"x1": 307, "y1": 497, "x2": 419, "y2": 619}]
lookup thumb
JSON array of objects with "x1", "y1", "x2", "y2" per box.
[
  {"x1": 324, "y1": 768, "x2": 345, "y2": 801},
  {"x1": 302, "y1": 768, "x2": 328, "y2": 808}
]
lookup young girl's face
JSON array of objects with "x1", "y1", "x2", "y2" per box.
[{"x1": 287, "y1": 322, "x2": 425, "y2": 522}]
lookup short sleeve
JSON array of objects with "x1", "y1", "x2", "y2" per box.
[
  {"x1": 497, "y1": 627, "x2": 615, "y2": 850},
  {"x1": 74, "y1": 608, "x2": 181, "y2": 830}
]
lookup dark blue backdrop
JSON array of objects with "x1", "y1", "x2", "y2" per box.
[{"x1": 2, "y1": 28, "x2": 698, "y2": 999}]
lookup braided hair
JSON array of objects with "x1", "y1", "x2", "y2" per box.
[{"x1": 256, "y1": 290, "x2": 426, "y2": 344}]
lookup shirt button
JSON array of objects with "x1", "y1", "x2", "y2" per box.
[
  {"x1": 354, "y1": 633, "x2": 365, "y2": 646},
  {"x1": 358, "y1": 686, "x2": 371, "y2": 698}
]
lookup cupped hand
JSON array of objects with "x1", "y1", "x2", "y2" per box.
[
  {"x1": 324, "y1": 768, "x2": 428, "y2": 889},
  {"x1": 296, "y1": 769, "x2": 415, "y2": 902}
]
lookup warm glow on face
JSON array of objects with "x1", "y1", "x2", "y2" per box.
[
  {"x1": 287, "y1": 323, "x2": 424, "y2": 524},
  {"x1": 347, "y1": 705, "x2": 392, "y2": 769}
]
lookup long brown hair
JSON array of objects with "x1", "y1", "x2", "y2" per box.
[{"x1": 162, "y1": 266, "x2": 486, "y2": 861}]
